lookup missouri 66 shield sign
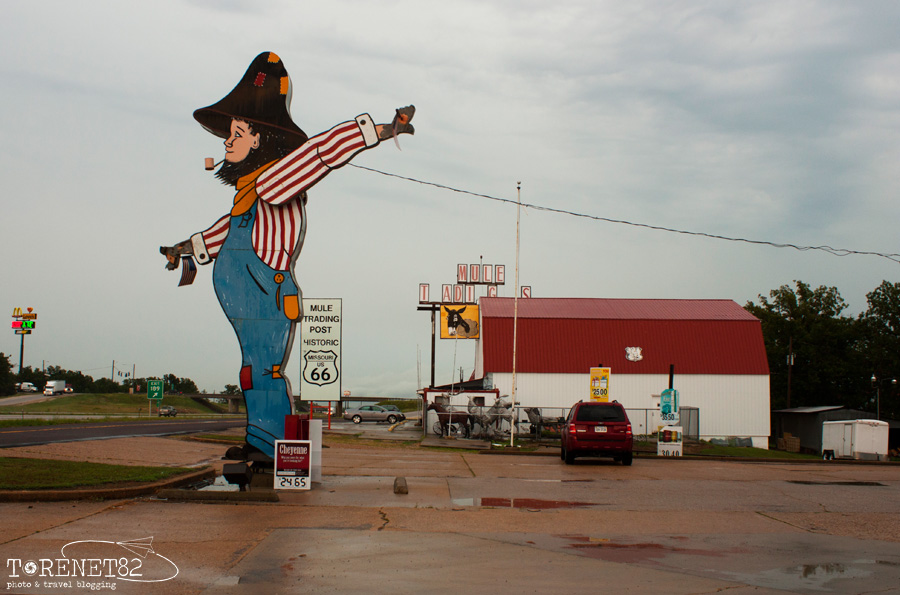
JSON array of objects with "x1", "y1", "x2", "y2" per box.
[{"x1": 303, "y1": 350, "x2": 339, "y2": 387}]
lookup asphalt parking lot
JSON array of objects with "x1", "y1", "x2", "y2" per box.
[{"x1": 1, "y1": 422, "x2": 899, "y2": 594}]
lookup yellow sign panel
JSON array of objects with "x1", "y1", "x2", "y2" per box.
[
  {"x1": 589, "y1": 367, "x2": 610, "y2": 402},
  {"x1": 440, "y1": 304, "x2": 479, "y2": 339}
]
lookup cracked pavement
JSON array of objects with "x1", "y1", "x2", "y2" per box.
[{"x1": 1, "y1": 435, "x2": 899, "y2": 593}]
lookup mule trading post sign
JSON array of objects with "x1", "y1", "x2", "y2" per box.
[{"x1": 299, "y1": 298, "x2": 342, "y2": 401}]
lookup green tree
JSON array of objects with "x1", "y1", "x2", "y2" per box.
[
  {"x1": 163, "y1": 373, "x2": 199, "y2": 395},
  {"x1": 0, "y1": 353, "x2": 15, "y2": 396},
  {"x1": 43, "y1": 365, "x2": 94, "y2": 393},
  {"x1": 223, "y1": 384, "x2": 240, "y2": 396},
  {"x1": 745, "y1": 281, "x2": 865, "y2": 410},
  {"x1": 93, "y1": 377, "x2": 124, "y2": 393},
  {"x1": 859, "y1": 280, "x2": 900, "y2": 419},
  {"x1": 16, "y1": 365, "x2": 47, "y2": 388}
]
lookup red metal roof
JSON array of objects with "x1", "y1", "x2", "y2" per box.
[
  {"x1": 480, "y1": 298, "x2": 760, "y2": 321},
  {"x1": 479, "y1": 298, "x2": 769, "y2": 375}
]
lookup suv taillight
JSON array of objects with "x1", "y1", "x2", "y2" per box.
[
  {"x1": 626, "y1": 424, "x2": 632, "y2": 436},
  {"x1": 568, "y1": 424, "x2": 577, "y2": 435}
]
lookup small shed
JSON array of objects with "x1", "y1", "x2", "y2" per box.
[{"x1": 771, "y1": 407, "x2": 876, "y2": 453}]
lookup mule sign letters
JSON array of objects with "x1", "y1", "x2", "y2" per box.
[{"x1": 300, "y1": 298, "x2": 341, "y2": 401}]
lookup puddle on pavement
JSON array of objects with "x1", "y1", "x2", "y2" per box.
[
  {"x1": 451, "y1": 497, "x2": 595, "y2": 509},
  {"x1": 726, "y1": 562, "x2": 873, "y2": 591},
  {"x1": 564, "y1": 535, "x2": 733, "y2": 564}
]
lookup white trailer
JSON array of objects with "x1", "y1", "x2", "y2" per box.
[
  {"x1": 822, "y1": 419, "x2": 889, "y2": 461},
  {"x1": 44, "y1": 380, "x2": 66, "y2": 395}
]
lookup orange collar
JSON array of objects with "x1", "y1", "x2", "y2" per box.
[{"x1": 231, "y1": 160, "x2": 278, "y2": 217}]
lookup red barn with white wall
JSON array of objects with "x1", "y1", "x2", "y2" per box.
[{"x1": 474, "y1": 298, "x2": 771, "y2": 447}]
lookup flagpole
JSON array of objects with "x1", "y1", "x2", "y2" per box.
[{"x1": 510, "y1": 182, "x2": 521, "y2": 447}]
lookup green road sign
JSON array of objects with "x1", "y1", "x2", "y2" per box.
[{"x1": 148, "y1": 380, "x2": 163, "y2": 400}]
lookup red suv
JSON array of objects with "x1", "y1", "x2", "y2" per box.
[{"x1": 561, "y1": 401, "x2": 633, "y2": 465}]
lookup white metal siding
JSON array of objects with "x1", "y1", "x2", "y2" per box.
[{"x1": 488, "y1": 372, "x2": 770, "y2": 442}]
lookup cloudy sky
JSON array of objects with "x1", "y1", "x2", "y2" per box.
[{"x1": 2, "y1": 1, "x2": 898, "y2": 396}]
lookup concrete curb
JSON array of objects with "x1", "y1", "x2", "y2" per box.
[
  {"x1": 156, "y1": 488, "x2": 279, "y2": 503},
  {"x1": 0, "y1": 466, "x2": 215, "y2": 502}
]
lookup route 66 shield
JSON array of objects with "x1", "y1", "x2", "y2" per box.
[{"x1": 303, "y1": 350, "x2": 339, "y2": 386}]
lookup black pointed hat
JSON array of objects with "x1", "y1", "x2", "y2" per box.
[{"x1": 193, "y1": 51, "x2": 308, "y2": 143}]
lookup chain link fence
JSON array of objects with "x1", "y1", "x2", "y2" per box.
[{"x1": 426, "y1": 403, "x2": 699, "y2": 442}]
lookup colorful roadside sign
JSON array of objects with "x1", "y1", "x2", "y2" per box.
[
  {"x1": 657, "y1": 426, "x2": 683, "y2": 457},
  {"x1": 660, "y1": 388, "x2": 680, "y2": 425},
  {"x1": 274, "y1": 440, "x2": 311, "y2": 490},
  {"x1": 440, "y1": 304, "x2": 479, "y2": 339},
  {"x1": 147, "y1": 380, "x2": 163, "y2": 400},
  {"x1": 589, "y1": 367, "x2": 610, "y2": 402},
  {"x1": 11, "y1": 307, "x2": 37, "y2": 336}
]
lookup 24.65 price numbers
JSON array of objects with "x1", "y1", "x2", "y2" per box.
[{"x1": 277, "y1": 476, "x2": 309, "y2": 489}]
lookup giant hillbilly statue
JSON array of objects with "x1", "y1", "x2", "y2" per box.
[{"x1": 161, "y1": 52, "x2": 415, "y2": 459}]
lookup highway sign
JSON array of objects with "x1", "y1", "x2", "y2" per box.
[{"x1": 148, "y1": 380, "x2": 163, "y2": 400}]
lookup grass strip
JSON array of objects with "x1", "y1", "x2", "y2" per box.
[
  {"x1": 0, "y1": 457, "x2": 194, "y2": 490},
  {"x1": 0, "y1": 393, "x2": 228, "y2": 416}
]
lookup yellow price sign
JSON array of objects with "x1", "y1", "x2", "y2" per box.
[{"x1": 589, "y1": 367, "x2": 610, "y2": 402}]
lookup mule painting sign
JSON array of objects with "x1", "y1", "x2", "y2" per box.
[
  {"x1": 300, "y1": 298, "x2": 341, "y2": 400},
  {"x1": 274, "y1": 440, "x2": 311, "y2": 490},
  {"x1": 440, "y1": 304, "x2": 480, "y2": 339}
]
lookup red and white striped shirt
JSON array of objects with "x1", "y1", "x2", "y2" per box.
[{"x1": 191, "y1": 115, "x2": 379, "y2": 271}]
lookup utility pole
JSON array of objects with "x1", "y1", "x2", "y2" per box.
[
  {"x1": 786, "y1": 337, "x2": 794, "y2": 408},
  {"x1": 510, "y1": 182, "x2": 521, "y2": 447}
]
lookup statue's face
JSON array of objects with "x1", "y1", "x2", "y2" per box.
[{"x1": 224, "y1": 119, "x2": 260, "y2": 163}]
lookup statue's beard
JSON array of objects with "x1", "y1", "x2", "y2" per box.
[
  {"x1": 212, "y1": 125, "x2": 305, "y2": 187},
  {"x1": 213, "y1": 150, "x2": 308, "y2": 205},
  {"x1": 214, "y1": 158, "x2": 247, "y2": 187}
]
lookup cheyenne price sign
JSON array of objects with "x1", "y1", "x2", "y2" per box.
[{"x1": 274, "y1": 440, "x2": 311, "y2": 490}]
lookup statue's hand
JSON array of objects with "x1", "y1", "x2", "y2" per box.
[
  {"x1": 160, "y1": 241, "x2": 192, "y2": 271},
  {"x1": 378, "y1": 105, "x2": 416, "y2": 140}
]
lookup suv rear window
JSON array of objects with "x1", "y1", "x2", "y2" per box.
[{"x1": 575, "y1": 405, "x2": 626, "y2": 423}]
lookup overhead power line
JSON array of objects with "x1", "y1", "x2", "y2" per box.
[{"x1": 351, "y1": 163, "x2": 900, "y2": 265}]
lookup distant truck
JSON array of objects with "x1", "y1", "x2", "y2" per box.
[
  {"x1": 44, "y1": 380, "x2": 67, "y2": 396},
  {"x1": 18, "y1": 382, "x2": 37, "y2": 393}
]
